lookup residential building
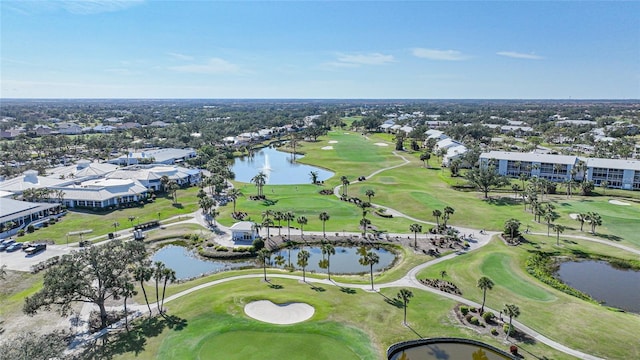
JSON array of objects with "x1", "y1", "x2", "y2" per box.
[
  {"x1": 108, "y1": 148, "x2": 197, "y2": 165},
  {"x1": 230, "y1": 221, "x2": 258, "y2": 242}
]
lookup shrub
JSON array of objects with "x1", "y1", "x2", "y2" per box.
[
  {"x1": 17, "y1": 229, "x2": 25, "y2": 236},
  {"x1": 27, "y1": 225, "x2": 35, "y2": 233},
  {"x1": 482, "y1": 311, "x2": 494, "y2": 322},
  {"x1": 460, "y1": 306, "x2": 469, "y2": 315},
  {"x1": 464, "y1": 314, "x2": 473, "y2": 322},
  {"x1": 252, "y1": 238, "x2": 265, "y2": 251},
  {"x1": 491, "y1": 328, "x2": 498, "y2": 336},
  {"x1": 469, "y1": 316, "x2": 480, "y2": 326},
  {"x1": 503, "y1": 323, "x2": 512, "y2": 334}
]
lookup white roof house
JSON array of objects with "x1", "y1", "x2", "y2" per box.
[
  {"x1": 57, "y1": 178, "x2": 148, "y2": 209},
  {"x1": 399, "y1": 126, "x2": 414, "y2": 134},
  {"x1": 435, "y1": 138, "x2": 463, "y2": 151},
  {"x1": 107, "y1": 164, "x2": 201, "y2": 190},
  {"x1": 584, "y1": 158, "x2": 640, "y2": 171},
  {"x1": 443, "y1": 145, "x2": 468, "y2": 166},
  {"x1": 46, "y1": 160, "x2": 119, "y2": 181},
  {"x1": 0, "y1": 170, "x2": 70, "y2": 195},
  {"x1": 108, "y1": 148, "x2": 197, "y2": 165},
  {"x1": 230, "y1": 221, "x2": 258, "y2": 242}
]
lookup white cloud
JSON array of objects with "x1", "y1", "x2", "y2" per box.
[
  {"x1": 411, "y1": 48, "x2": 469, "y2": 61},
  {"x1": 167, "y1": 52, "x2": 194, "y2": 61},
  {"x1": 168, "y1": 58, "x2": 240, "y2": 74},
  {"x1": 336, "y1": 53, "x2": 395, "y2": 66},
  {"x1": 497, "y1": 51, "x2": 544, "y2": 60}
]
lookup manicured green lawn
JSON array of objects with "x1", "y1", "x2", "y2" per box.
[
  {"x1": 118, "y1": 277, "x2": 572, "y2": 360},
  {"x1": 18, "y1": 187, "x2": 201, "y2": 245},
  {"x1": 418, "y1": 237, "x2": 640, "y2": 360}
]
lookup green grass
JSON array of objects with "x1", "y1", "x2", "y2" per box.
[
  {"x1": 417, "y1": 237, "x2": 640, "y2": 359},
  {"x1": 118, "y1": 277, "x2": 572, "y2": 360},
  {"x1": 18, "y1": 187, "x2": 201, "y2": 245}
]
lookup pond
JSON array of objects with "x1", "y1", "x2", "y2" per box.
[
  {"x1": 151, "y1": 245, "x2": 253, "y2": 280},
  {"x1": 232, "y1": 146, "x2": 334, "y2": 185},
  {"x1": 272, "y1": 246, "x2": 396, "y2": 274},
  {"x1": 556, "y1": 260, "x2": 640, "y2": 313}
]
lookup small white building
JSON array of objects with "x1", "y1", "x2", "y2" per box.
[{"x1": 230, "y1": 221, "x2": 258, "y2": 242}]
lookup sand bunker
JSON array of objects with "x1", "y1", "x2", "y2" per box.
[
  {"x1": 328, "y1": 140, "x2": 338, "y2": 144},
  {"x1": 321, "y1": 146, "x2": 333, "y2": 150},
  {"x1": 609, "y1": 200, "x2": 631, "y2": 206},
  {"x1": 374, "y1": 143, "x2": 389, "y2": 147},
  {"x1": 569, "y1": 213, "x2": 579, "y2": 220},
  {"x1": 244, "y1": 300, "x2": 314, "y2": 325}
]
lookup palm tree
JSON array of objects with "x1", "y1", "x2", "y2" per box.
[
  {"x1": 359, "y1": 218, "x2": 371, "y2": 236},
  {"x1": 320, "y1": 243, "x2": 336, "y2": 280},
  {"x1": 262, "y1": 218, "x2": 274, "y2": 239},
  {"x1": 160, "y1": 268, "x2": 176, "y2": 314},
  {"x1": 309, "y1": 171, "x2": 319, "y2": 185},
  {"x1": 340, "y1": 175, "x2": 349, "y2": 196},
  {"x1": 504, "y1": 218, "x2": 521, "y2": 241},
  {"x1": 600, "y1": 180, "x2": 609, "y2": 195},
  {"x1": 133, "y1": 261, "x2": 153, "y2": 316},
  {"x1": 543, "y1": 204, "x2": 559, "y2": 237},
  {"x1": 440, "y1": 270, "x2": 447, "y2": 280},
  {"x1": 284, "y1": 211, "x2": 295, "y2": 240},
  {"x1": 274, "y1": 254, "x2": 286, "y2": 268},
  {"x1": 160, "y1": 175, "x2": 170, "y2": 192},
  {"x1": 274, "y1": 211, "x2": 284, "y2": 236},
  {"x1": 112, "y1": 221, "x2": 120, "y2": 233},
  {"x1": 152, "y1": 261, "x2": 167, "y2": 313},
  {"x1": 503, "y1": 304, "x2": 521, "y2": 339},
  {"x1": 397, "y1": 288, "x2": 414, "y2": 325},
  {"x1": 251, "y1": 171, "x2": 267, "y2": 197},
  {"x1": 167, "y1": 180, "x2": 180, "y2": 204},
  {"x1": 297, "y1": 216, "x2": 308, "y2": 237},
  {"x1": 576, "y1": 213, "x2": 587, "y2": 231},
  {"x1": 432, "y1": 209, "x2": 442, "y2": 228},
  {"x1": 358, "y1": 246, "x2": 380, "y2": 290},
  {"x1": 587, "y1": 212, "x2": 602, "y2": 234},
  {"x1": 319, "y1": 211, "x2": 330, "y2": 238},
  {"x1": 409, "y1": 223, "x2": 422, "y2": 248},
  {"x1": 553, "y1": 224, "x2": 566, "y2": 246},
  {"x1": 511, "y1": 184, "x2": 521, "y2": 199},
  {"x1": 420, "y1": 152, "x2": 431, "y2": 168},
  {"x1": 442, "y1": 206, "x2": 455, "y2": 227},
  {"x1": 257, "y1": 248, "x2": 271, "y2": 282},
  {"x1": 227, "y1": 188, "x2": 243, "y2": 213},
  {"x1": 477, "y1": 276, "x2": 494, "y2": 314},
  {"x1": 365, "y1": 189, "x2": 375, "y2": 203},
  {"x1": 297, "y1": 249, "x2": 310, "y2": 282}
]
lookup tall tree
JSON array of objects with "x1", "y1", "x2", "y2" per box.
[
  {"x1": 340, "y1": 175, "x2": 350, "y2": 197},
  {"x1": 477, "y1": 276, "x2": 494, "y2": 314},
  {"x1": 319, "y1": 211, "x2": 330, "y2": 238},
  {"x1": 134, "y1": 260, "x2": 154, "y2": 316},
  {"x1": 432, "y1": 209, "x2": 442, "y2": 228},
  {"x1": 227, "y1": 188, "x2": 243, "y2": 213},
  {"x1": 503, "y1": 304, "x2": 521, "y2": 339},
  {"x1": 397, "y1": 289, "x2": 414, "y2": 326},
  {"x1": 297, "y1": 249, "x2": 310, "y2": 282},
  {"x1": 24, "y1": 240, "x2": 147, "y2": 330},
  {"x1": 442, "y1": 206, "x2": 455, "y2": 227},
  {"x1": 409, "y1": 223, "x2": 422, "y2": 248},
  {"x1": 319, "y1": 243, "x2": 336, "y2": 280},
  {"x1": 465, "y1": 165, "x2": 510, "y2": 199},
  {"x1": 284, "y1": 211, "x2": 295, "y2": 240},
  {"x1": 274, "y1": 211, "x2": 284, "y2": 236},
  {"x1": 296, "y1": 216, "x2": 308, "y2": 237},
  {"x1": 262, "y1": 218, "x2": 274, "y2": 239},
  {"x1": 251, "y1": 171, "x2": 267, "y2": 197},
  {"x1": 587, "y1": 212, "x2": 602, "y2": 234},
  {"x1": 576, "y1": 213, "x2": 588, "y2": 231},
  {"x1": 359, "y1": 218, "x2": 371, "y2": 236},
  {"x1": 257, "y1": 248, "x2": 271, "y2": 282},
  {"x1": 420, "y1": 152, "x2": 431, "y2": 168},
  {"x1": 309, "y1": 171, "x2": 319, "y2": 185},
  {"x1": 504, "y1": 218, "x2": 521, "y2": 242},
  {"x1": 358, "y1": 246, "x2": 380, "y2": 291},
  {"x1": 553, "y1": 224, "x2": 566, "y2": 246},
  {"x1": 365, "y1": 189, "x2": 376, "y2": 203}
]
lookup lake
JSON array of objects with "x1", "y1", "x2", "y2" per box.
[
  {"x1": 272, "y1": 246, "x2": 396, "y2": 274},
  {"x1": 151, "y1": 245, "x2": 253, "y2": 280},
  {"x1": 232, "y1": 146, "x2": 334, "y2": 185},
  {"x1": 556, "y1": 260, "x2": 640, "y2": 313}
]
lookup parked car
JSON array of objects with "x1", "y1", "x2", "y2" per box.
[
  {"x1": 0, "y1": 239, "x2": 16, "y2": 251},
  {"x1": 24, "y1": 243, "x2": 46, "y2": 255},
  {"x1": 6, "y1": 242, "x2": 23, "y2": 252}
]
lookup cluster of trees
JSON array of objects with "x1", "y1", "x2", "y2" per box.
[{"x1": 23, "y1": 240, "x2": 176, "y2": 332}]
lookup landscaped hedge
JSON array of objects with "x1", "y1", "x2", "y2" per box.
[{"x1": 525, "y1": 252, "x2": 595, "y2": 302}]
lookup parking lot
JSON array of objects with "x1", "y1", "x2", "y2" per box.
[{"x1": 1, "y1": 244, "x2": 73, "y2": 272}]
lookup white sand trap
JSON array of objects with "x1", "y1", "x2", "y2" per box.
[
  {"x1": 569, "y1": 213, "x2": 579, "y2": 220},
  {"x1": 609, "y1": 200, "x2": 631, "y2": 206},
  {"x1": 321, "y1": 146, "x2": 334, "y2": 150},
  {"x1": 328, "y1": 140, "x2": 338, "y2": 144},
  {"x1": 244, "y1": 300, "x2": 314, "y2": 325},
  {"x1": 374, "y1": 142, "x2": 389, "y2": 147},
  {"x1": 343, "y1": 132, "x2": 350, "y2": 134}
]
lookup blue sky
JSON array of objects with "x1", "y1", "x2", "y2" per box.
[{"x1": 1, "y1": 1, "x2": 638, "y2": 99}]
